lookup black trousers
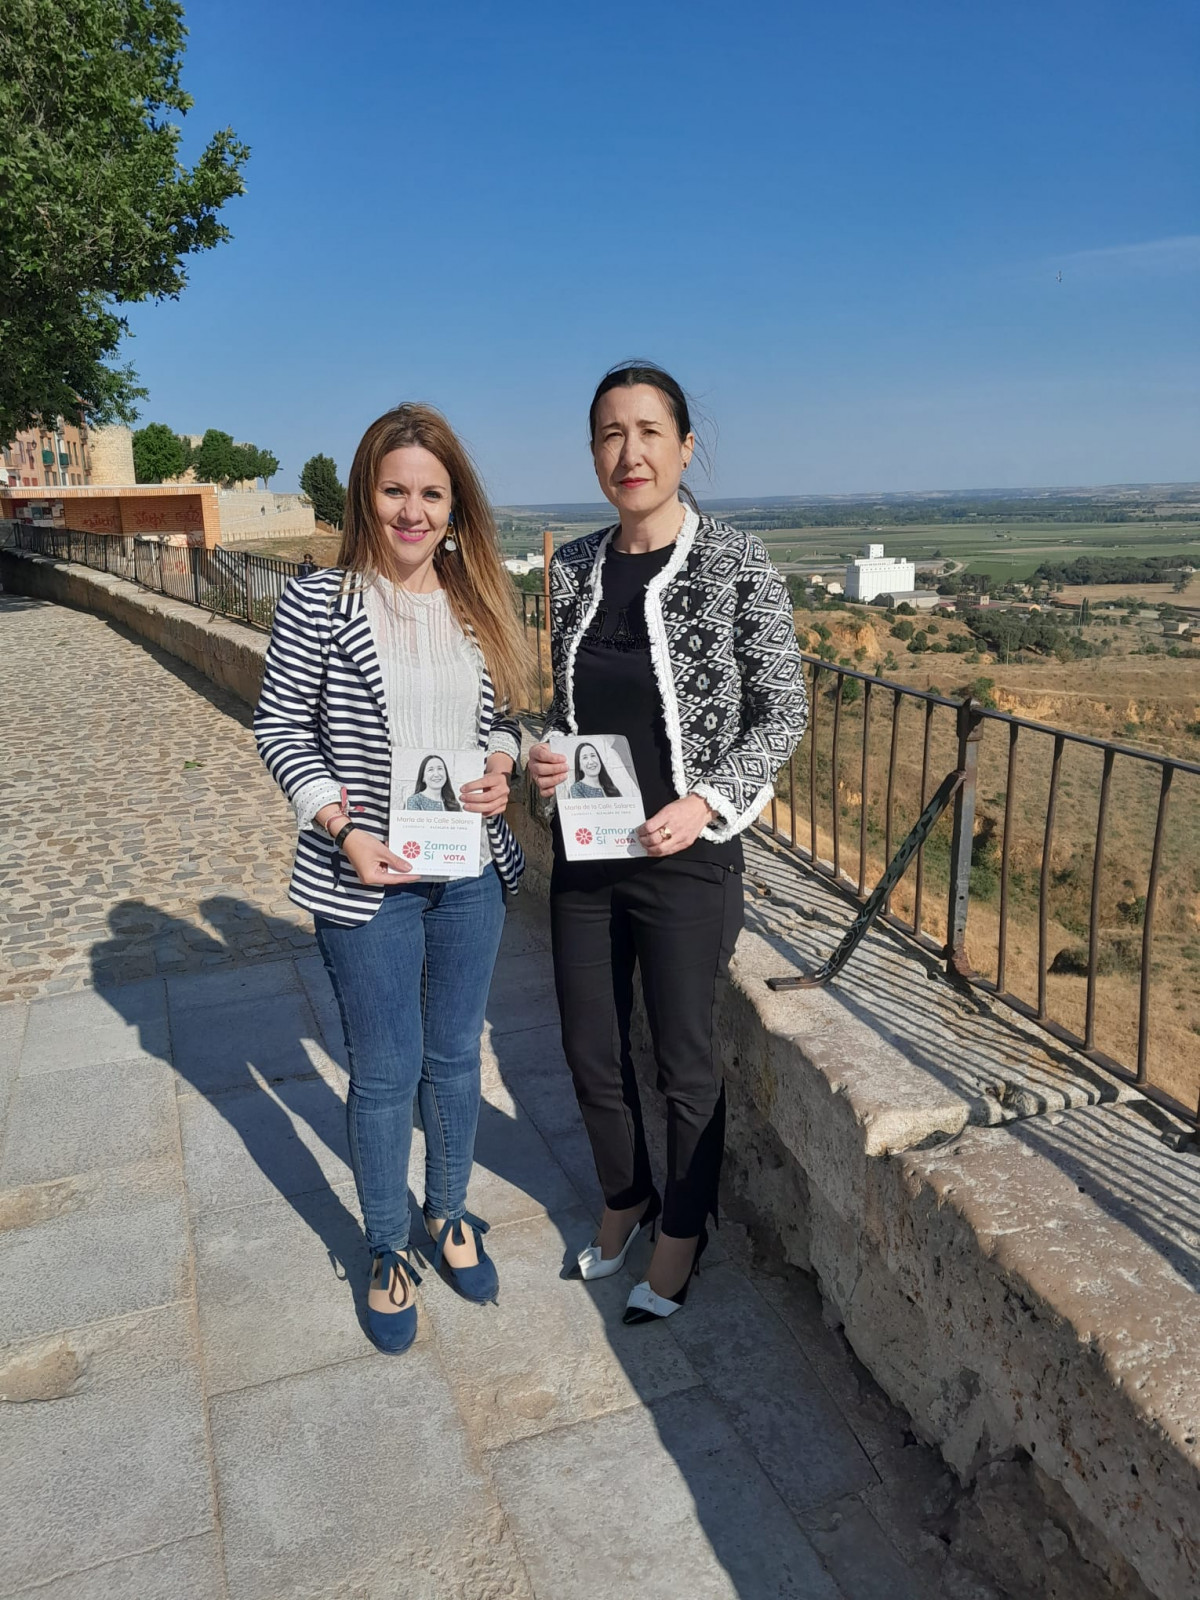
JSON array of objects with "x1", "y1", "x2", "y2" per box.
[{"x1": 550, "y1": 855, "x2": 744, "y2": 1237}]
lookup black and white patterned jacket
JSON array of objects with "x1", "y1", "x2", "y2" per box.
[
  {"x1": 544, "y1": 508, "x2": 808, "y2": 840},
  {"x1": 255, "y1": 568, "x2": 524, "y2": 926}
]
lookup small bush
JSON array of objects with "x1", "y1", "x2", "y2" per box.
[
  {"x1": 959, "y1": 676, "x2": 998, "y2": 709},
  {"x1": 1051, "y1": 940, "x2": 1141, "y2": 977},
  {"x1": 1116, "y1": 895, "x2": 1146, "y2": 927}
]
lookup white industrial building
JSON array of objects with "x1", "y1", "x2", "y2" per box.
[
  {"x1": 502, "y1": 551, "x2": 547, "y2": 576},
  {"x1": 844, "y1": 544, "x2": 916, "y2": 604}
]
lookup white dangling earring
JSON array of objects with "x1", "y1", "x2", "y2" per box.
[{"x1": 443, "y1": 512, "x2": 457, "y2": 553}]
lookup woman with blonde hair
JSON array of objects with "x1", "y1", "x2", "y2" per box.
[{"x1": 256, "y1": 404, "x2": 529, "y2": 1353}]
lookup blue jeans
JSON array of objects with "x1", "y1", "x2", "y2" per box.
[{"x1": 315, "y1": 866, "x2": 506, "y2": 1256}]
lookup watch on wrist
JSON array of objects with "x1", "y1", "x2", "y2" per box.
[{"x1": 333, "y1": 821, "x2": 358, "y2": 851}]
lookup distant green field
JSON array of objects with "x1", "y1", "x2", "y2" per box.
[{"x1": 751, "y1": 520, "x2": 1200, "y2": 582}]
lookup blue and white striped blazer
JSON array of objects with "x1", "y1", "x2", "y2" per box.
[{"x1": 255, "y1": 568, "x2": 524, "y2": 925}]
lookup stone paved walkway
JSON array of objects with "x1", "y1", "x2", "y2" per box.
[
  {"x1": 0, "y1": 595, "x2": 313, "y2": 1004},
  {"x1": 0, "y1": 596, "x2": 1000, "y2": 1600}
]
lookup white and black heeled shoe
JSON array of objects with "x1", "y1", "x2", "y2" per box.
[
  {"x1": 571, "y1": 1190, "x2": 661, "y2": 1282},
  {"x1": 622, "y1": 1227, "x2": 709, "y2": 1324}
]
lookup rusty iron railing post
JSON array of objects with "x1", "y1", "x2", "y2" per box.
[
  {"x1": 1037, "y1": 734, "x2": 1066, "y2": 1020},
  {"x1": 945, "y1": 697, "x2": 984, "y2": 977},
  {"x1": 830, "y1": 673, "x2": 843, "y2": 880},
  {"x1": 882, "y1": 689, "x2": 900, "y2": 915},
  {"x1": 857, "y1": 676, "x2": 872, "y2": 897},
  {"x1": 996, "y1": 722, "x2": 1019, "y2": 994},
  {"x1": 1084, "y1": 747, "x2": 1115, "y2": 1050},
  {"x1": 1137, "y1": 764, "x2": 1174, "y2": 1085},
  {"x1": 808, "y1": 663, "x2": 820, "y2": 866}
]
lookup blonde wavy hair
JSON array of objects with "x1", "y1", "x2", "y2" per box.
[{"x1": 339, "y1": 405, "x2": 531, "y2": 708}]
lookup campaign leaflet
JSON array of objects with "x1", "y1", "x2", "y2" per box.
[
  {"x1": 549, "y1": 733, "x2": 648, "y2": 861},
  {"x1": 388, "y1": 749, "x2": 484, "y2": 879}
]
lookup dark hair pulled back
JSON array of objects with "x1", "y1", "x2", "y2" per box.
[{"x1": 588, "y1": 360, "x2": 707, "y2": 512}]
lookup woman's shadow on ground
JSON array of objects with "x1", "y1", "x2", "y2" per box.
[{"x1": 89, "y1": 894, "x2": 577, "y2": 1337}]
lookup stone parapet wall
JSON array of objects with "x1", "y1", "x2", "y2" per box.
[{"x1": 4, "y1": 546, "x2": 1196, "y2": 1598}]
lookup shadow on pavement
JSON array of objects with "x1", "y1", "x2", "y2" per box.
[{"x1": 89, "y1": 890, "x2": 855, "y2": 1597}]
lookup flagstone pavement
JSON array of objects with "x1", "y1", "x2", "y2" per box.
[{"x1": 0, "y1": 594, "x2": 1001, "y2": 1599}]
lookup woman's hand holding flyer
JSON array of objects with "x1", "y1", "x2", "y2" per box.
[
  {"x1": 389, "y1": 749, "x2": 485, "y2": 877},
  {"x1": 548, "y1": 733, "x2": 648, "y2": 861}
]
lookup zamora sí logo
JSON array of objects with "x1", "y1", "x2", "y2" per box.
[
  {"x1": 402, "y1": 840, "x2": 421, "y2": 859},
  {"x1": 575, "y1": 828, "x2": 593, "y2": 845}
]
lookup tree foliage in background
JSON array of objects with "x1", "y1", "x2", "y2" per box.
[
  {"x1": 1033, "y1": 553, "x2": 1193, "y2": 586},
  {"x1": 132, "y1": 422, "x2": 189, "y2": 483},
  {"x1": 0, "y1": 0, "x2": 249, "y2": 442},
  {"x1": 191, "y1": 429, "x2": 277, "y2": 487},
  {"x1": 300, "y1": 454, "x2": 346, "y2": 528},
  {"x1": 132, "y1": 423, "x2": 278, "y2": 485}
]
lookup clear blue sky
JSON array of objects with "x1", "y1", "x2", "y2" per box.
[{"x1": 123, "y1": 0, "x2": 1199, "y2": 501}]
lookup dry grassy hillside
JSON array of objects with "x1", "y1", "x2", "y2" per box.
[{"x1": 786, "y1": 604, "x2": 1199, "y2": 1114}]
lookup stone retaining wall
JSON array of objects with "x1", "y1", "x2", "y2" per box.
[
  {"x1": 6, "y1": 547, "x2": 1197, "y2": 1598},
  {"x1": 216, "y1": 489, "x2": 316, "y2": 544}
]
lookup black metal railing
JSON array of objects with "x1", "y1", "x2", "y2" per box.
[
  {"x1": 766, "y1": 657, "x2": 1200, "y2": 1129},
  {"x1": 520, "y1": 590, "x2": 1200, "y2": 1128},
  {"x1": 11, "y1": 524, "x2": 303, "y2": 629}
]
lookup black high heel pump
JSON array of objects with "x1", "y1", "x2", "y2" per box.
[{"x1": 622, "y1": 1226, "x2": 709, "y2": 1324}]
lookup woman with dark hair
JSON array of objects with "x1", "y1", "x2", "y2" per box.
[
  {"x1": 256, "y1": 404, "x2": 530, "y2": 1354},
  {"x1": 567, "y1": 740, "x2": 621, "y2": 799},
  {"x1": 529, "y1": 362, "x2": 807, "y2": 1324},
  {"x1": 406, "y1": 753, "x2": 462, "y2": 811}
]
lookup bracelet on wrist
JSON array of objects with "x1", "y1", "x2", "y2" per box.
[{"x1": 333, "y1": 821, "x2": 358, "y2": 851}]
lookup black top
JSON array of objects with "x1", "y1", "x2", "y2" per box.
[{"x1": 566, "y1": 542, "x2": 742, "y2": 871}]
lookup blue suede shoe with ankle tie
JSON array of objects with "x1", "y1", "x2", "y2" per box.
[
  {"x1": 366, "y1": 1249, "x2": 421, "y2": 1354},
  {"x1": 429, "y1": 1211, "x2": 499, "y2": 1304}
]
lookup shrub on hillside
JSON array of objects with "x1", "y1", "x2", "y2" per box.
[{"x1": 958, "y1": 676, "x2": 998, "y2": 709}]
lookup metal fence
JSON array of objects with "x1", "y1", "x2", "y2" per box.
[
  {"x1": 10, "y1": 523, "x2": 303, "y2": 629},
  {"x1": 521, "y1": 591, "x2": 1200, "y2": 1128}
]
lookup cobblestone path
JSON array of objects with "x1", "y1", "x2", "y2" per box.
[{"x1": 0, "y1": 594, "x2": 312, "y2": 1002}]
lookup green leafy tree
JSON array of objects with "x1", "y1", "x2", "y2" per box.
[
  {"x1": 132, "y1": 421, "x2": 189, "y2": 483},
  {"x1": 300, "y1": 453, "x2": 346, "y2": 528},
  {"x1": 247, "y1": 447, "x2": 279, "y2": 485},
  {"x1": 192, "y1": 429, "x2": 240, "y2": 485},
  {"x1": 0, "y1": 0, "x2": 249, "y2": 441}
]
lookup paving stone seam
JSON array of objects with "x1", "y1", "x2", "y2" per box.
[
  {"x1": 0, "y1": 1296, "x2": 196, "y2": 1351},
  {"x1": 162, "y1": 1001, "x2": 233, "y2": 1600},
  {"x1": 0, "y1": 1531, "x2": 221, "y2": 1600},
  {"x1": 478, "y1": 1383, "x2": 844, "y2": 1597},
  {"x1": 184, "y1": 1178, "x2": 357, "y2": 1222},
  {"x1": 201, "y1": 1344, "x2": 379, "y2": 1405},
  {"x1": 712, "y1": 1272, "x2": 886, "y2": 1499},
  {"x1": 173, "y1": 1067, "x2": 343, "y2": 1106},
  {"x1": 0, "y1": 1011, "x2": 26, "y2": 1156}
]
